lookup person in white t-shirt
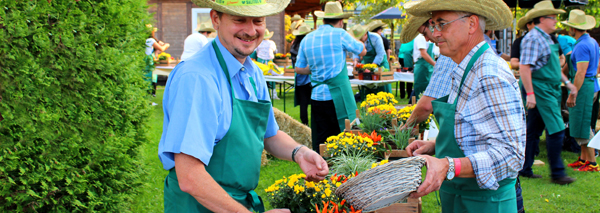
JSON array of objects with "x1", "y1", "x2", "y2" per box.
[
  {"x1": 181, "y1": 23, "x2": 216, "y2": 61},
  {"x1": 144, "y1": 25, "x2": 170, "y2": 102},
  {"x1": 255, "y1": 29, "x2": 279, "y2": 99}
]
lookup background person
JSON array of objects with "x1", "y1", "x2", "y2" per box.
[
  {"x1": 181, "y1": 22, "x2": 215, "y2": 61},
  {"x1": 256, "y1": 29, "x2": 279, "y2": 99},
  {"x1": 354, "y1": 21, "x2": 392, "y2": 98},
  {"x1": 291, "y1": 24, "x2": 313, "y2": 125},
  {"x1": 145, "y1": 25, "x2": 170, "y2": 101}
]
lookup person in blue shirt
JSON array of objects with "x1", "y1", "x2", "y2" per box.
[
  {"x1": 353, "y1": 21, "x2": 393, "y2": 98},
  {"x1": 561, "y1": 10, "x2": 600, "y2": 172},
  {"x1": 557, "y1": 34, "x2": 576, "y2": 55},
  {"x1": 290, "y1": 24, "x2": 313, "y2": 125},
  {"x1": 295, "y1": 1, "x2": 366, "y2": 152},
  {"x1": 157, "y1": 1, "x2": 328, "y2": 212}
]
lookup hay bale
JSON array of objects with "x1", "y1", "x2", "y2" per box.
[
  {"x1": 272, "y1": 107, "x2": 312, "y2": 149},
  {"x1": 261, "y1": 150, "x2": 269, "y2": 166}
]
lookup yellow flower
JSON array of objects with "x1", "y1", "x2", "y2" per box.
[
  {"x1": 336, "y1": 182, "x2": 341, "y2": 187},
  {"x1": 322, "y1": 194, "x2": 326, "y2": 198},
  {"x1": 324, "y1": 188, "x2": 332, "y2": 197},
  {"x1": 305, "y1": 181, "x2": 316, "y2": 188}
]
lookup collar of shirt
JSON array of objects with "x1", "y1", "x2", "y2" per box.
[
  {"x1": 456, "y1": 41, "x2": 488, "y2": 74},
  {"x1": 534, "y1": 26, "x2": 552, "y2": 42},
  {"x1": 576, "y1": 33, "x2": 590, "y2": 43},
  {"x1": 318, "y1": 24, "x2": 333, "y2": 31},
  {"x1": 213, "y1": 37, "x2": 256, "y2": 79}
]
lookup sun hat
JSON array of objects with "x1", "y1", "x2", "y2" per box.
[
  {"x1": 291, "y1": 19, "x2": 305, "y2": 31},
  {"x1": 347, "y1": 24, "x2": 368, "y2": 41},
  {"x1": 405, "y1": 0, "x2": 513, "y2": 30},
  {"x1": 292, "y1": 24, "x2": 314, "y2": 36},
  {"x1": 524, "y1": 0, "x2": 565, "y2": 20},
  {"x1": 291, "y1": 14, "x2": 303, "y2": 21},
  {"x1": 399, "y1": 16, "x2": 430, "y2": 43},
  {"x1": 367, "y1": 20, "x2": 389, "y2": 31},
  {"x1": 264, "y1": 29, "x2": 274, "y2": 39},
  {"x1": 191, "y1": 0, "x2": 290, "y2": 17},
  {"x1": 314, "y1": 1, "x2": 353, "y2": 19},
  {"x1": 517, "y1": 14, "x2": 533, "y2": 30},
  {"x1": 562, "y1": 9, "x2": 596, "y2": 31},
  {"x1": 195, "y1": 22, "x2": 216, "y2": 32}
]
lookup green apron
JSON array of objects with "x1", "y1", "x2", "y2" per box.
[
  {"x1": 163, "y1": 41, "x2": 270, "y2": 213},
  {"x1": 567, "y1": 48, "x2": 596, "y2": 139},
  {"x1": 432, "y1": 43, "x2": 517, "y2": 213},
  {"x1": 413, "y1": 43, "x2": 435, "y2": 100},
  {"x1": 530, "y1": 28, "x2": 565, "y2": 135},
  {"x1": 361, "y1": 33, "x2": 392, "y2": 93},
  {"x1": 311, "y1": 65, "x2": 357, "y2": 141},
  {"x1": 143, "y1": 54, "x2": 156, "y2": 89}
]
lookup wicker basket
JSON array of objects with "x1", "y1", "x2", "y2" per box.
[{"x1": 335, "y1": 156, "x2": 426, "y2": 212}]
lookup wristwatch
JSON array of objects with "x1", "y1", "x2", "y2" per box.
[{"x1": 445, "y1": 156, "x2": 455, "y2": 180}]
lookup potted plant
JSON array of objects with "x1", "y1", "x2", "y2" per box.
[
  {"x1": 353, "y1": 63, "x2": 365, "y2": 80},
  {"x1": 157, "y1": 52, "x2": 173, "y2": 64},
  {"x1": 362, "y1": 63, "x2": 378, "y2": 80}
]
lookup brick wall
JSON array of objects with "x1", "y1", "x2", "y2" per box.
[{"x1": 266, "y1": 12, "x2": 285, "y2": 54}]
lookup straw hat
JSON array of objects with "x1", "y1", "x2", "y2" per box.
[
  {"x1": 264, "y1": 29, "x2": 274, "y2": 39},
  {"x1": 562, "y1": 9, "x2": 596, "y2": 31},
  {"x1": 314, "y1": 1, "x2": 353, "y2": 19},
  {"x1": 524, "y1": 0, "x2": 565, "y2": 20},
  {"x1": 348, "y1": 25, "x2": 368, "y2": 41},
  {"x1": 368, "y1": 20, "x2": 389, "y2": 31},
  {"x1": 291, "y1": 19, "x2": 305, "y2": 31},
  {"x1": 191, "y1": 0, "x2": 290, "y2": 17},
  {"x1": 146, "y1": 24, "x2": 158, "y2": 33},
  {"x1": 405, "y1": 0, "x2": 513, "y2": 30},
  {"x1": 195, "y1": 22, "x2": 216, "y2": 32},
  {"x1": 291, "y1": 14, "x2": 303, "y2": 21},
  {"x1": 516, "y1": 14, "x2": 533, "y2": 30},
  {"x1": 293, "y1": 24, "x2": 314, "y2": 36},
  {"x1": 399, "y1": 16, "x2": 430, "y2": 43}
]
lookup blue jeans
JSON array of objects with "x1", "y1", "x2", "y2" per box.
[
  {"x1": 516, "y1": 177, "x2": 524, "y2": 213},
  {"x1": 519, "y1": 107, "x2": 567, "y2": 179}
]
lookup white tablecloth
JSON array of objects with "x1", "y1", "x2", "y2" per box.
[
  {"x1": 393, "y1": 72, "x2": 414, "y2": 83},
  {"x1": 154, "y1": 64, "x2": 176, "y2": 76}
]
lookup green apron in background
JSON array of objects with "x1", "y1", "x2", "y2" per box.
[
  {"x1": 164, "y1": 41, "x2": 270, "y2": 213},
  {"x1": 567, "y1": 51, "x2": 596, "y2": 139},
  {"x1": 530, "y1": 28, "x2": 565, "y2": 135},
  {"x1": 432, "y1": 44, "x2": 517, "y2": 213},
  {"x1": 143, "y1": 54, "x2": 155, "y2": 90},
  {"x1": 360, "y1": 33, "x2": 392, "y2": 96},
  {"x1": 413, "y1": 43, "x2": 435, "y2": 100},
  {"x1": 311, "y1": 65, "x2": 357, "y2": 142}
]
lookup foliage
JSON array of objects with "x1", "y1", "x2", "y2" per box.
[
  {"x1": 0, "y1": 0, "x2": 152, "y2": 212},
  {"x1": 329, "y1": 153, "x2": 376, "y2": 177},
  {"x1": 324, "y1": 132, "x2": 377, "y2": 158},
  {"x1": 285, "y1": 14, "x2": 292, "y2": 33},
  {"x1": 358, "y1": 111, "x2": 386, "y2": 136},
  {"x1": 397, "y1": 105, "x2": 431, "y2": 132},
  {"x1": 264, "y1": 174, "x2": 346, "y2": 213},
  {"x1": 388, "y1": 125, "x2": 411, "y2": 150}
]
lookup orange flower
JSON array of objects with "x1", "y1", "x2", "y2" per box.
[{"x1": 369, "y1": 130, "x2": 382, "y2": 143}]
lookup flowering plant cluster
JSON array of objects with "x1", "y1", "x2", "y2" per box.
[
  {"x1": 396, "y1": 105, "x2": 432, "y2": 131},
  {"x1": 274, "y1": 53, "x2": 288, "y2": 59},
  {"x1": 157, "y1": 52, "x2": 172, "y2": 60},
  {"x1": 362, "y1": 63, "x2": 378, "y2": 73},
  {"x1": 359, "y1": 92, "x2": 398, "y2": 109},
  {"x1": 286, "y1": 34, "x2": 296, "y2": 43},
  {"x1": 325, "y1": 132, "x2": 377, "y2": 158},
  {"x1": 354, "y1": 63, "x2": 365, "y2": 73}
]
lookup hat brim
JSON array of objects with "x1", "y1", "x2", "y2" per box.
[
  {"x1": 191, "y1": 0, "x2": 290, "y2": 17},
  {"x1": 517, "y1": 14, "x2": 532, "y2": 30},
  {"x1": 348, "y1": 29, "x2": 367, "y2": 41},
  {"x1": 264, "y1": 33, "x2": 274, "y2": 39},
  {"x1": 293, "y1": 29, "x2": 314, "y2": 36},
  {"x1": 314, "y1": 11, "x2": 353, "y2": 19},
  {"x1": 400, "y1": 16, "x2": 430, "y2": 43},
  {"x1": 196, "y1": 27, "x2": 216, "y2": 32},
  {"x1": 526, "y1": 8, "x2": 566, "y2": 19},
  {"x1": 562, "y1": 15, "x2": 596, "y2": 30},
  {"x1": 406, "y1": 0, "x2": 513, "y2": 30},
  {"x1": 368, "y1": 23, "x2": 388, "y2": 31},
  {"x1": 291, "y1": 16, "x2": 302, "y2": 21}
]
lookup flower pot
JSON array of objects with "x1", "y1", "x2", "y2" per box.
[{"x1": 363, "y1": 72, "x2": 372, "y2": 80}]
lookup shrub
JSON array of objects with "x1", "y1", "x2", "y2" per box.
[{"x1": 0, "y1": 0, "x2": 152, "y2": 212}]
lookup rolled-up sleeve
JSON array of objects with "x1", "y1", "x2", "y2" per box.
[
  {"x1": 160, "y1": 72, "x2": 222, "y2": 168},
  {"x1": 466, "y1": 75, "x2": 525, "y2": 190},
  {"x1": 342, "y1": 31, "x2": 364, "y2": 56},
  {"x1": 295, "y1": 39, "x2": 308, "y2": 69}
]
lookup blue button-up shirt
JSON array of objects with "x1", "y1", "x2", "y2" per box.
[
  {"x1": 353, "y1": 32, "x2": 386, "y2": 65},
  {"x1": 158, "y1": 37, "x2": 279, "y2": 170},
  {"x1": 296, "y1": 24, "x2": 364, "y2": 101},
  {"x1": 423, "y1": 55, "x2": 456, "y2": 99},
  {"x1": 447, "y1": 42, "x2": 526, "y2": 190}
]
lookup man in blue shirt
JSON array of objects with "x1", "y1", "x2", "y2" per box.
[
  {"x1": 557, "y1": 34, "x2": 576, "y2": 55},
  {"x1": 158, "y1": 1, "x2": 328, "y2": 212},
  {"x1": 354, "y1": 22, "x2": 393, "y2": 97},
  {"x1": 295, "y1": 1, "x2": 366, "y2": 152},
  {"x1": 562, "y1": 10, "x2": 600, "y2": 172}
]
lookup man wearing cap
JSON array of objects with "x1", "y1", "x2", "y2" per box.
[
  {"x1": 158, "y1": 1, "x2": 328, "y2": 212},
  {"x1": 291, "y1": 24, "x2": 313, "y2": 125},
  {"x1": 562, "y1": 10, "x2": 600, "y2": 172},
  {"x1": 295, "y1": 1, "x2": 366, "y2": 152},
  {"x1": 404, "y1": 0, "x2": 526, "y2": 211},
  {"x1": 354, "y1": 21, "x2": 393, "y2": 96},
  {"x1": 518, "y1": 0, "x2": 577, "y2": 184},
  {"x1": 181, "y1": 23, "x2": 215, "y2": 61}
]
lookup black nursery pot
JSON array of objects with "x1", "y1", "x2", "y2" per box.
[{"x1": 363, "y1": 72, "x2": 373, "y2": 80}]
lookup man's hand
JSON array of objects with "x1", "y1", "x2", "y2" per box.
[
  {"x1": 295, "y1": 147, "x2": 329, "y2": 182},
  {"x1": 405, "y1": 140, "x2": 435, "y2": 157},
  {"x1": 266, "y1": 209, "x2": 291, "y2": 213},
  {"x1": 526, "y1": 94, "x2": 536, "y2": 109},
  {"x1": 410, "y1": 155, "x2": 448, "y2": 198},
  {"x1": 567, "y1": 92, "x2": 577, "y2": 108}
]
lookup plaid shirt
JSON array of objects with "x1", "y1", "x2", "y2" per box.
[
  {"x1": 423, "y1": 55, "x2": 456, "y2": 98},
  {"x1": 446, "y1": 42, "x2": 526, "y2": 190},
  {"x1": 520, "y1": 26, "x2": 555, "y2": 71},
  {"x1": 295, "y1": 25, "x2": 364, "y2": 101}
]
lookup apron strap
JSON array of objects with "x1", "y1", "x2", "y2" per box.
[
  {"x1": 248, "y1": 77, "x2": 259, "y2": 96},
  {"x1": 248, "y1": 190, "x2": 265, "y2": 213},
  {"x1": 212, "y1": 41, "x2": 237, "y2": 101},
  {"x1": 453, "y1": 43, "x2": 490, "y2": 104}
]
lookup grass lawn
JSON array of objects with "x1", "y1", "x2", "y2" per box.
[{"x1": 131, "y1": 84, "x2": 599, "y2": 212}]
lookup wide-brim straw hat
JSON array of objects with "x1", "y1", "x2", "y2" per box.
[
  {"x1": 191, "y1": 0, "x2": 290, "y2": 17},
  {"x1": 314, "y1": 1, "x2": 353, "y2": 19},
  {"x1": 524, "y1": 0, "x2": 565, "y2": 20},
  {"x1": 517, "y1": 14, "x2": 533, "y2": 30},
  {"x1": 562, "y1": 9, "x2": 596, "y2": 30},
  {"x1": 293, "y1": 24, "x2": 314, "y2": 36},
  {"x1": 291, "y1": 14, "x2": 303, "y2": 21},
  {"x1": 264, "y1": 29, "x2": 274, "y2": 39},
  {"x1": 291, "y1": 19, "x2": 305, "y2": 31},
  {"x1": 405, "y1": 0, "x2": 513, "y2": 30},
  {"x1": 368, "y1": 20, "x2": 389, "y2": 31},
  {"x1": 195, "y1": 22, "x2": 216, "y2": 32},
  {"x1": 399, "y1": 16, "x2": 430, "y2": 43},
  {"x1": 348, "y1": 24, "x2": 368, "y2": 41}
]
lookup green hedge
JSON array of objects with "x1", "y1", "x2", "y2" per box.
[{"x1": 0, "y1": 0, "x2": 153, "y2": 211}]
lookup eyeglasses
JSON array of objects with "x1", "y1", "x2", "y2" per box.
[
  {"x1": 429, "y1": 15, "x2": 471, "y2": 33},
  {"x1": 542, "y1": 16, "x2": 557, "y2": 20}
]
